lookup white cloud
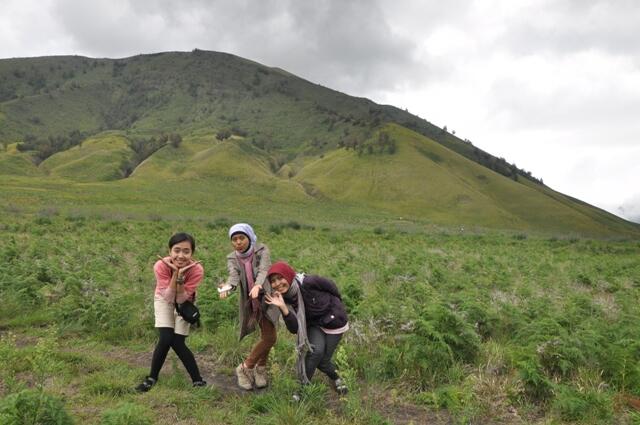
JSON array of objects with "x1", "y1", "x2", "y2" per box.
[{"x1": 618, "y1": 194, "x2": 640, "y2": 223}]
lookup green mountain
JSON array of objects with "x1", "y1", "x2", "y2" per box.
[{"x1": 0, "y1": 50, "x2": 638, "y2": 237}]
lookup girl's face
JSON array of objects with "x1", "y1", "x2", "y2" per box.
[
  {"x1": 170, "y1": 240, "x2": 193, "y2": 267},
  {"x1": 269, "y1": 273, "x2": 290, "y2": 294},
  {"x1": 231, "y1": 233, "x2": 250, "y2": 252}
]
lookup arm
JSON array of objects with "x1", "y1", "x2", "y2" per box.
[
  {"x1": 154, "y1": 260, "x2": 178, "y2": 303},
  {"x1": 176, "y1": 262, "x2": 203, "y2": 304},
  {"x1": 303, "y1": 275, "x2": 342, "y2": 299},
  {"x1": 220, "y1": 256, "x2": 241, "y2": 299},
  {"x1": 254, "y1": 245, "x2": 271, "y2": 288},
  {"x1": 249, "y1": 245, "x2": 271, "y2": 299},
  {"x1": 282, "y1": 309, "x2": 299, "y2": 334},
  {"x1": 265, "y1": 292, "x2": 298, "y2": 334}
]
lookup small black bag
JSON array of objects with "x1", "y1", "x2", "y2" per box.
[{"x1": 176, "y1": 300, "x2": 200, "y2": 325}]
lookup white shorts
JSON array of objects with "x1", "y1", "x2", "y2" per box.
[{"x1": 154, "y1": 295, "x2": 191, "y2": 336}]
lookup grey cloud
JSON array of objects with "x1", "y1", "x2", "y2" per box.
[
  {"x1": 206, "y1": 0, "x2": 429, "y2": 94},
  {"x1": 49, "y1": 0, "x2": 430, "y2": 96}
]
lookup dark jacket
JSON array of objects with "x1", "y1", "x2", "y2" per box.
[{"x1": 282, "y1": 275, "x2": 348, "y2": 333}]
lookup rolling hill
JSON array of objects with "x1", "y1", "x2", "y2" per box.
[{"x1": 0, "y1": 50, "x2": 638, "y2": 237}]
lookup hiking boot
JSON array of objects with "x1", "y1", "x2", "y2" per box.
[
  {"x1": 334, "y1": 378, "x2": 348, "y2": 395},
  {"x1": 235, "y1": 363, "x2": 254, "y2": 390},
  {"x1": 135, "y1": 376, "x2": 156, "y2": 393},
  {"x1": 253, "y1": 365, "x2": 268, "y2": 389}
]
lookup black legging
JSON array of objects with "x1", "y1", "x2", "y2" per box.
[
  {"x1": 149, "y1": 327, "x2": 202, "y2": 382},
  {"x1": 305, "y1": 326, "x2": 342, "y2": 381}
]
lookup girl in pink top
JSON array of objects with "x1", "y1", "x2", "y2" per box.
[{"x1": 136, "y1": 232, "x2": 206, "y2": 392}]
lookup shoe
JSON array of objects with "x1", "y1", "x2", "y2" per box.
[
  {"x1": 235, "y1": 363, "x2": 254, "y2": 390},
  {"x1": 192, "y1": 380, "x2": 207, "y2": 388},
  {"x1": 253, "y1": 365, "x2": 268, "y2": 389},
  {"x1": 334, "y1": 378, "x2": 348, "y2": 395},
  {"x1": 135, "y1": 376, "x2": 156, "y2": 393},
  {"x1": 292, "y1": 391, "x2": 302, "y2": 402}
]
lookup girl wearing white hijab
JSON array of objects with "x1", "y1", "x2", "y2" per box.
[{"x1": 219, "y1": 223, "x2": 277, "y2": 390}]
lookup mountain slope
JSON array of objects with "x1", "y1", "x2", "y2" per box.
[
  {"x1": 295, "y1": 124, "x2": 634, "y2": 235},
  {"x1": 0, "y1": 51, "x2": 638, "y2": 237}
]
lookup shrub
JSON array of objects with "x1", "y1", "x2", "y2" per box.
[
  {"x1": 552, "y1": 385, "x2": 612, "y2": 422},
  {"x1": 341, "y1": 281, "x2": 364, "y2": 315},
  {"x1": 377, "y1": 302, "x2": 480, "y2": 387},
  {"x1": 0, "y1": 389, "x2": 73, "y2": 425},
  {"x1": 516, "y1": 357, "x2": 554, "y2": 401}
]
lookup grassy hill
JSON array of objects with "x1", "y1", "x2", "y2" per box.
[
  {"x1": 41, "y1": 134, "x2": 132, "y2": 181},
  {"x1": 0, "y1": 50, "x2": 638, "y2": 237}
]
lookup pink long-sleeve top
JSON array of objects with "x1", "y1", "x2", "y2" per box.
[{"x1": 154, "y1": 258, "x2": 204, "y2": 304}]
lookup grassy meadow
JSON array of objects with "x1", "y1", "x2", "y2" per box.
[
  {"x1": 1, "y1": 212, "x2": 640, "y2": 424},
  {"x1": 2, "y1": 49, "x2": 640, "y2": 424}
]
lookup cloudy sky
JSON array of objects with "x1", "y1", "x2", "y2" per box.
[{"x1": 2, "y1": 0, "x2": 639, "y2": 222}]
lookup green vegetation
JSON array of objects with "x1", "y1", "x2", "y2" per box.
[
  {"x1": 1, "y1": 124, "x2": 638, "y2": 237},
  {"x1": 1, "y1": 51, "x2": 638, "y2": 237},
  {"x1": 1, "y1": 213, "x2": 640, "y2": 423},
  {"x1": 1, "y1": 49, "x2": 640, "y2": 422}
]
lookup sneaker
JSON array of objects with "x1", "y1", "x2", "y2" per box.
[
  {"x1": 334, "y1": 378, "x2": 348, "y2": 395},
  {"x1": 292, "y1": 391, "x2": 302, "y2": 402},
  {"x1": 135, "y1": 376, "x2": 156, "y2": 393},
  {"x1": 235, "y1": 363, "x2": 254, "y2": 390},
  {"x1": 192, "y1": 380, "x2": 207, "y2": 388},
  {"x1": 253, "y1": 365, "x2": 268, "y2": 389}
]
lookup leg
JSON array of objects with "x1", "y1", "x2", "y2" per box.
[
  {"x1": 170, "y1": 334, "x2": 203, "y2": 382},
  {"x1": 304, "y1": 326, "x2": 327, "y2": 381},
  {"x1": 316, "y1": 333, "x2": 342, "y2": 381},
  {"x1": 149, "y1": 327, "x2": 175, "y2": 380},
  {"x1": 244, "y1": 317, "x2": 277, "y2": 368}
]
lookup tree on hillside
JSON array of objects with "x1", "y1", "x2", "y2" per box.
[
  {"x1": 216, "y1": 129, "x2": 231, "y2": 141},
  {"x1": 169, "y1": 133, "x2": 182, "y2": 148},
  {"x1": 231, "y1": 127, "x2": 248, "y2": 137},
  {"x1": 122, "y1": 134, "x2": 169, "y2": 177},
  {"x1": 16, "y1": 130, "x2": 86, "y2": 164}
]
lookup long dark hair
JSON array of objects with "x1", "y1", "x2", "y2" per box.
[{"x1": 168, "y1": 232, "x2": 196, "y2": 251}]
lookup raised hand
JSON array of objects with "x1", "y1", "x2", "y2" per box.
[
  {"x1": 176, "y1": 260, "x2": 200, "y2": 284},
  {"x1": 179, "y1": 260, "x2": 201, "y2": 274},
  {"x1": 265, "y1": 292, "x2": 285, "y2": 309},
  {"x1": 158, "y1": 255, "x2": 178, "y2": 272},
  {"x1": 249, "y1": 285, "x2": 262, "y2": 299},
  {"x1": 218, "y1": 282, "x2": 232, "y2": 299}
]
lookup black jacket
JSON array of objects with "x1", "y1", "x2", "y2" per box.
[{"x1": 282, "y1": 275, "x2": 348, "y2": 333}]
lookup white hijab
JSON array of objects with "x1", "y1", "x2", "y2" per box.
[{"x1": 229, "y1": 223, "x2": 257, "y2": 258}]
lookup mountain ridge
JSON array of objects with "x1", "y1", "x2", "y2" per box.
[{"x1": 0, "y1": 50, "x2": 638, "y2": 237}]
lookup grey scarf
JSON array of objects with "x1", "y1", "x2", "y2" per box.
[{"x1": 285, "y1": 276, "x2": 312, "y2": 384}]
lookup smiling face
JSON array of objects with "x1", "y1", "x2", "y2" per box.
[
  {"x1": 170, "y1": 240, "x2": 193, "y2": 267},
  {"x1": 231, "y1": 233, "x2": 250, "y2": 253},
  {"x1": 269, "y1": 273, "x2": 290, "y2": 294}
]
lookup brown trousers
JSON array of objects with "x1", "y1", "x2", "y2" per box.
[{"x1": 244, "y1": 316, "x2": 277, "y2": 368}]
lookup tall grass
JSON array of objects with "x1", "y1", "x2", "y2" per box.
[{"x1": 1, "y1": 214, "x2": 639, "y2": 423}]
